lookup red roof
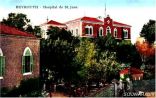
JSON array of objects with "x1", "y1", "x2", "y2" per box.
[
  {"x1": 0, "y1": 24, "x2": 36, "y2": 37},
  {"x1": 47, "y1": 20, "x2": 66, "y2": 26},
  {"x1": 130, "y1": 67, "x2": 144, "y2": 74},
  {"x1": 113, "y1": 21, "x2": 131, "y2": 27},
  {"x1": 66, "y1": 16, "x2": 103, "y2": 23},
  {"x1": 81, "y1": 16, "x2": 103, "y2": 23},
  {"x1": 120, "y1": 67, "x2": 143, "y2": 75},
  {"x1": 120, "y1": 68, "x2": 129, "y2": 74}
]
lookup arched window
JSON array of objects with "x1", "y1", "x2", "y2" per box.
[
  {"x1": 0, "y1": 48, "x2": 5, "y2": 78},
  {"x1": 123, "y1": 29, "x2": 128, "y2": 38},
  {"x1": 22, "y1": 47, "x2": 33, "y2": 75},
  {"x1": 85, "y1": 25, "x2": 90, "y2": 35},
  {"x1": 71, "y1": 29, "x2": 74, "y2": 35},
  {"x1": 85, "y1": 25, "x2": 93, "y2": 35},
  {"x1": 99, "y1": 27, "x2": 103, "y2": 36},
  {"x1": 114, "y1": 28, "x2": 117, "y2": 38},
  {"x1": 75, "y1": 28, "x2": 79, "y2": 36},
  {"x1": 106, "y1": 26, "x2": 111, "y2": 35},
  {"x1": 90, "y1": 26, "x2": 93, "y2": 35}
]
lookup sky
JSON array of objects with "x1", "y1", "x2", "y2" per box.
[{"x1": 0, "y1": 0, "x2": 156, "y2": 43}]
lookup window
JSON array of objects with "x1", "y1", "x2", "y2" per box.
[
  {"x1": 114, "y1": 28, "x2": 117, "y2": 37},
  {"x1": 99, "y1": 27, "x2": 103, "y2": 36},
  {"x1": 22, "y1": 47, "x2": 33, "y2": 75},
  {"x1": 71, "y1": 29, "x2": 74, "y2": 34},
  {"x1": 85, "y1": 25, "x2": 93, "y2": 35},
  {"x1": 0, "y1": 48, "x2": 5, "y2": 78},
  {"x1": 85, "y1": 27, "x2": 89, "y2": 34},
  {"x1": 106, "y1": 26, "x2": 111, "y2": 35},
  {"x1": 123, "y1": 29, "x2": 128, "y2": 38},
  {"x1": 76, "y1": 28, "x2": 79, "y2": 36},
  {"x1": 90, "y1": 26, "x2": 93, "y2": 35}
]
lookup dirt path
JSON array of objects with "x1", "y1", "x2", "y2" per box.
[{"x1": 48, "y1": 92, "x2": 69, "y2": 97}]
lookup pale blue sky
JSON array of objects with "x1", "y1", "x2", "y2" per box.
[{"x1": 1, "y1": 0, "x2": 155, "y2": 8}]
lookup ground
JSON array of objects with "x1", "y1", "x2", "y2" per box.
[{"x1": 48, "y1": 92, "x2": 69, "y2": 97}]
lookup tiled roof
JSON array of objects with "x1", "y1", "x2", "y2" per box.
[
  {"x1": 66, "y1": 16, "x2": 103, "y2": 23},
  {"x1": 47, "y1": 20, "x2": 66, "y2": 26},
  {"x1": 130, "y1": 67, "x2": 144, "y2": 74},
  {"x1": 81, "y1": 16, "x2": 103, "y2": 23},
  {"x1": 120, "y1": 68, "x2": 129, "y2": 74},
  {"x1": 120, "y1": 67, "x2": 143, "y2": 74},
  {"x1": 113, "y1": 21, "x2": 131, "y2": 27},
  {"x1": 0, "y1": 24, "x2": 36, "y2": 37}
]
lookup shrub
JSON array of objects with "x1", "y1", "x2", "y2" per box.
[{"x1": 0, "y1": 77, "x2": 42, "y2": 97}]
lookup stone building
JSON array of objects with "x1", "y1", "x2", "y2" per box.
[
  {"x1": 0, "y1": 24, "x2": 40, "y2": 88},
  {"x1": 66, "y1": 15, "x2": 131, "y2": 40},
  {"x1": 40, "y1": 20, "x2": 67, "y2": 39}
]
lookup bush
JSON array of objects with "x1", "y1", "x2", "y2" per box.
[
  {"x1": 18, "y1": 77, "x2": 40, "y2": 95},
  {"x1": 0, "y1": 87, "x2": 9, "y2": 97},
  {"x1": 1, "y1": 87, "x2": 20, "y2": 97},
  {"x1": 0, "y1": 77, "x2": 42, "y2": 97}
]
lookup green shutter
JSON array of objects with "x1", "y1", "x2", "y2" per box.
[
  {"x1": 0, "y1": 56, "x2": 2, "y2": 76},
  {"x1": 30, "y1": 56, "x2": 33, "y2": 72},
  {"x1": 22, "y1": 56, "x2": 25, "y2": 73},
  {"x1": 2, "y1": 56, "x2": 5, "y2": 75},
  {"x1": 0, "y1": 56, "x2": 5, "y2": 76}
]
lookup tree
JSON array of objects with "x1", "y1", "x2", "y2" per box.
[
  {"x1": 95, "y1": 33, "x2": 117, "y2": 52},
  {"x1": 1, "y1": 13, "x2": 30, "y2": 31},
  {"x1": 77, "y1": 38, "x2": 120, "y2": 84},
  {"x1": 33, "y1": 26, "x2": 42, "y2": 37},
  {"x1": 76, "y1": 38, "x2": 95, "y2": 84},
  {"x1": 140, "y1": 20, "x2": 155, "y2": 44},
  {"x1": 116, "y1": 41, "x2": 142, "y2": 68},
  {"x1": 40, "y1": 26, "x2": 80, "y2": 83},
  {"x1": 136, "y1": 41, "x2": 155, "y2": 65},
  {"x1": 1, "y1": 12, "x2": 41, "y2": 37},
  {"x1": 136, "y1": 41, "x2": 155, "y2": 79}
]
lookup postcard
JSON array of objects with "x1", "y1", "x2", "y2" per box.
[{"x1": 0, "y1": 0, "x2": 155, "y2": 97}]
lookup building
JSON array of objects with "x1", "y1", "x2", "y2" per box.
[
  {"x1": 120, "y1": 67, "x2": 144, "y2": 81},
  {"x1": 65, "y1": 15, "x2": 131, "y2": 40},
  {"x1": 0, "y1": 24, "x2": 40, "y2": 88},
  {"x1": 40, "y1": 20, "x2": 67, "y2": 39},
  {"x1": 40, "y1": 15, "x2": 131, "y2": 40}
]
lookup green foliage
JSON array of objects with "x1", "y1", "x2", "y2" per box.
[
  {"x1": 116, "y1": 42, "x2": 142, "y2": 68},
  {"x1": 76, "y1": 38, "x2": 120, "y2": 82},
  {"x1": 76, "y1": 38, "x2": 96, "y2": 67},
  {"x1": 120, "y1": 40, "x2": 131, "y2": 45},
  {"x1": 40, "y1": 26, "x2": 80, "y2": 82},
  {"x1": 1, "y1": 12, "x2": 42, "y2": 37},
  {"x1": 0, "y1": 77, "x2": 42, "y2": 97},
  {"x1": 40, "y1": 26, "x2": 143, "y2": 86},
  {"x1": 1, "y1": 13, "x2": 30, "y2": 31},
  {"x1": 140, "y1": 20, "x2": 155, "y2": 44},
  {"x1": 95, "y1": 33, "x2": 117, "y2": 51},
  {"x1": 18, "y1": 77, "x2": 41, "y2": 96},
  {"x1": 34, "y1": 26, "x2": 42, "y2": 37}
]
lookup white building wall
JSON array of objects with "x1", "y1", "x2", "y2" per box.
[{"x1": 66, "y1": 20, "x2": 82, "y2": 37}]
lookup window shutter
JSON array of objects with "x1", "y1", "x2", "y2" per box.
[
  {"x1": 0, "y1": 56, "x2": 2, "y2": 76},
  {"x1": 2, "y1": 56, "x2": 5, "y2": 75},
  {"x1": 22, "y1": 56, "x2": 25, "y2": 73},
  {"x1": 30, "y1": 56, "x2": 33, "y2": 72}
]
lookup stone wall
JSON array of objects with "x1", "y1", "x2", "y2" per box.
[{"x1": 0, "y1": 35, "x2": 40, "y2": 88}]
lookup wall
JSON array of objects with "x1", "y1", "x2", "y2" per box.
[{"x1": 0, "y1": 35, "x2": 40, "y2": 88}]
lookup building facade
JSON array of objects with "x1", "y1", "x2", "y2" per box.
[
  {"x1": 40, "y1": 16, "x2": 131, "y2": 40},
  {"x1": 40, "y1": 20, "x2": 67, "y2": 39},
  {"x1": 0, "y1": 24, "x2": 40, "y2": 88},
  {"x1": 66, "y1": 15, "x2": 131, "y2": 40}
]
